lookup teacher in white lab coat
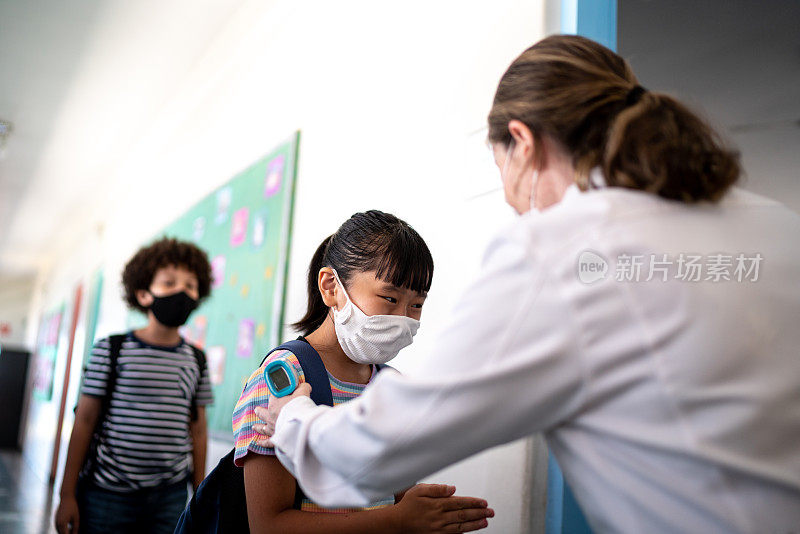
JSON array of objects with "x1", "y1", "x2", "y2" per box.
[{"x1": 257, "y1": 35, "x2": 800, "y2": 533}]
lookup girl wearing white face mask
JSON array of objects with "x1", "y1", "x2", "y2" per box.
[{"x1": 231, "y1": 210, "x2": 494, "y2": 533}]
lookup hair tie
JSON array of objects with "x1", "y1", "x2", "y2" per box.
[{"x1": 625, "y1": 85, "x2": 647, "y2": 107}]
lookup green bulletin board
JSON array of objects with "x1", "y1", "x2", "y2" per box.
[
  {"x1": 130, "y1": 132, "x2": 300, "y2": 437},
  {"x1": 32, "y1": 305, "x2": 64, "y2": 401}
]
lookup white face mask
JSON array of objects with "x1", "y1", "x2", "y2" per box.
[{"x1": 331, "y1": 269, "x2": 420, "y2": 365}]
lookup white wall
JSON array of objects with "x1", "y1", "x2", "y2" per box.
[
  {"x1": 18, "y1": 232, "x2": 103, "y2": 482},
  {"x1": 25, "y1": 1, "x2": 549, "y2": 531},
  {"x1": 0, "y1": 275, "x2": 35, "y2": 349}
]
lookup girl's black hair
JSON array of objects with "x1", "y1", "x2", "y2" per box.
[{"x1": 292, "y1": 210, "x2": 434, "y2": 336}]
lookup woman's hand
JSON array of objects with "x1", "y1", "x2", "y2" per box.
[
  {"x1": 54, "y1": 496, "x2": 80, "y2": 534},
  {"x1": 391, "y1": 483, "x2": 494, "y2": 533},
  {"x1": 253, "y1": 383, "x2": 312, "y2": 447}
]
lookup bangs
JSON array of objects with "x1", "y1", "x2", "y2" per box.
[{"x1": 369, "y1": 227, "x2": 434, "y2": 293}]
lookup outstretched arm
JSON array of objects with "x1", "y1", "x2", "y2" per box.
[
  {"x1": 243, "y1": 453, "x2": 492, "y2": 534},
  {"x1": 265, "y1": 229, "x2": 586, "y2": 507}
]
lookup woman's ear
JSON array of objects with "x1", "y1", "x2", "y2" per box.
[
  {"x1": 508, "y1": 119, "x2": 538, "y2": 166},
  {"x1": 136, "y1": 289, "x2": 153, "y2": 309},
  {"x1": 318, "y1": 268, "x2": 339, "y2": 309}
]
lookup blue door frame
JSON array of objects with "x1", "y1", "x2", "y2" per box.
[
  {"x1": 544, "y1": 5, "x2": 616, "y2": 533},
  {"x1": 560, "y1": 0, "x2": 617, "y2": 52}
]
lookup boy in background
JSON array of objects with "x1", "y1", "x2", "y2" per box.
[{"x1": 55, "y1": 237, "x2": 214, "y2": 534}]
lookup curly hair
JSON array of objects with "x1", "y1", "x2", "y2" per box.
[{"x1": 122, "y1": 237, "x2": 213, "y2": 312}]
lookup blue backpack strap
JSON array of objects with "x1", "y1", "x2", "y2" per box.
[
  {"x1": 263, "y1": 339, "x2": 392, "y2": 400},
  {"x1": 269, "y1": 338, "x2": 335, "y2": 510},
  {"x1": 176, "y1": 339, "x2": 342, "y2": 532},
  {"x1": 273, "y1": 338, "x2": 334, "y2": 407}
]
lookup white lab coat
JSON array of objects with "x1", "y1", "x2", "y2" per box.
[{"x1": 272, "y1": 184, "x2": 800, "y2": 533}]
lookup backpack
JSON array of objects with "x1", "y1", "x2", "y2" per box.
[
  {"x1": 79, "y1": 333, "x2": 207, "y2": 481},
  {"x1": 174, "y1": 338, "x2": 391, "y2": 534}
]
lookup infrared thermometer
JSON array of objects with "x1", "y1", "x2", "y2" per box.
[{"x1": 264, "y1": 358, "x2": 300, "y2": 397}]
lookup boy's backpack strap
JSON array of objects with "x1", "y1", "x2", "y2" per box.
[
  {"x1": 81, "y1": 333, "x2": 125, "y2": 480},
  {"x1": 99, "y1": 334, "x2": 126, "y2": 427},
  {"x1": 187, "y1": 344, "x2": 207, "y2": 421},
  {"x1": 105, "y1": 333, "x2": 126, "y2": 400}
]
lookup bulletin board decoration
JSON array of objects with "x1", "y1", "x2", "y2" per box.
[
  {"x1": 83, "y1": 270, "x2": 104, "y2": 364},
  {"x1": 76, "y1": 270, "x2": 104, "y2": 395},
  {"x1": 128, "y1": 132, "x2": 300, "y2": 437},
  {"x1": 32, "y1": 305, "x2": 65, "y2": 401}
]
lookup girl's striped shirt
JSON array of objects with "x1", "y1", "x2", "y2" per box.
[{"x1": 232, "y1": 345, "x2": 396, "y2": 513}]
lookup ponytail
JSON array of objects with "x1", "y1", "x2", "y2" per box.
[
  {"x1": 291, "y1": 235, "x2": 333, "y2": 336},
  {"x1": 603, "y1": 91, "x2": 740, "y2": 202},
  {"x1": 488, "y1": 34, "x2": 741, "y2": 203}
]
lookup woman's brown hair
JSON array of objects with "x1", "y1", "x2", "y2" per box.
[{"x1": 487, "y1": 34, "x2": 740, "y2": 202}]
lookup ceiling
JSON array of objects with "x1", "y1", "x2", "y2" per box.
[
  {"x1": 1, "y1": 0, "x2": 798, "y2": 284},
  {"x1": 0, "y1": 0, "x2": 248, "y2": 279}
]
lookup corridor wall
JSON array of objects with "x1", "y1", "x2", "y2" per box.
[{"x1": 25, "y1": 1, "x2": 551, "y2": 531}]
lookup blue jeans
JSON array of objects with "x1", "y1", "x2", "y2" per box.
[{"x1": 77, "y1": 479, "x2": 189, "y2": 534}]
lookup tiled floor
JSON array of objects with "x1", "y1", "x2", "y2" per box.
[
  {"x1": 0, "y1": 450, "x2": 57, "y2": 534},
  {"x1": 0, "y1": 439, "x2": 232, "y2": 534}
]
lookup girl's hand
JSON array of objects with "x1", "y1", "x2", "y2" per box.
[
  {"x1": 253, "y1": 383, "x2": 312, "y2": 447},
  {"x1": 393, "y1": 483, "x2": 494, "y2": 533}
]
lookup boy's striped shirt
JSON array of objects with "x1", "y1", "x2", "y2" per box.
[{"x1": 81, "y1": 332, "x2": 213, "y2": 491}]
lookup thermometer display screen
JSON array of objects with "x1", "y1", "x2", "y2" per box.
[{"x1": 269, "y1": 368, "x2": 291, "y2": 391}]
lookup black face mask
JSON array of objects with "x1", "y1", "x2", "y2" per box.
[{"x1": 149, "y1": 291, "x2": 198, "y2": 327}]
